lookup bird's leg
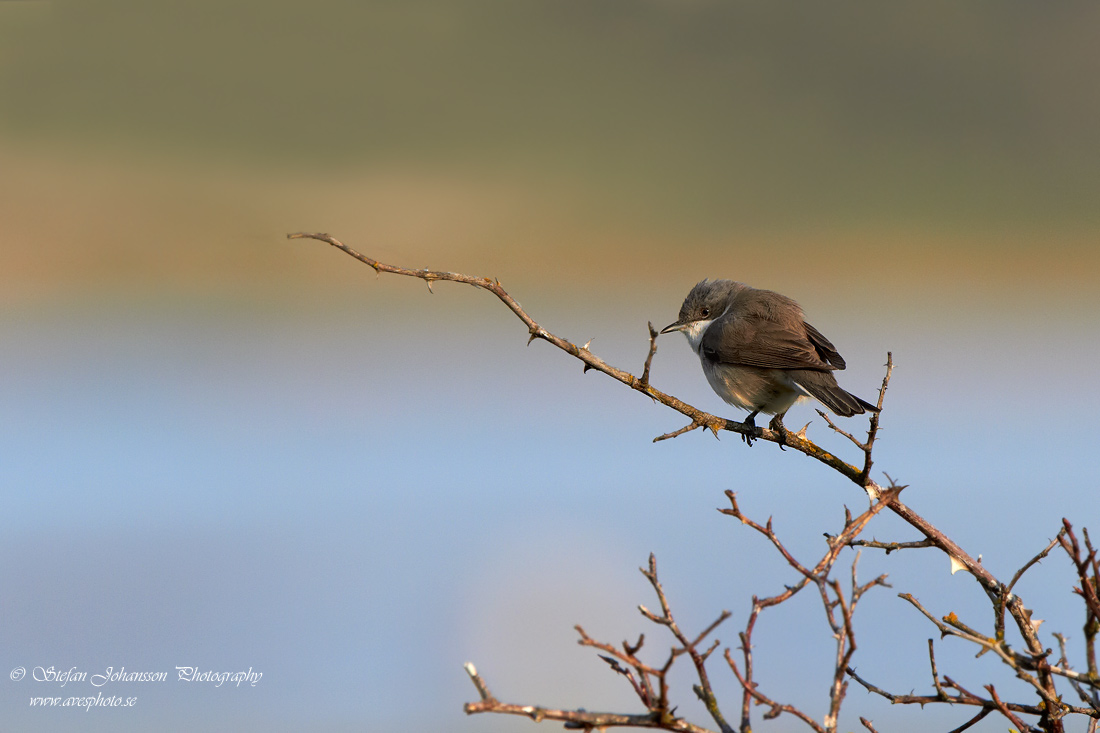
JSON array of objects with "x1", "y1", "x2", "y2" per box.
[
  {"x1": 769, "y1": 410, "x2": 790, "y2": 451},
  {"x1": 741, "y1": 410, "x2": 760, "y2": 446}
]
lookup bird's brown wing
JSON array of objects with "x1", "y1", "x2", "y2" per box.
[
  {"x1": 700, "y1": 314, "x2": 837, "y2": 371},
  {"x1": 804, "y1": 322, "x2": 846, "y2": 370}
]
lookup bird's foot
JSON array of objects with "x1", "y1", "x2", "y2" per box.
[
  {"x1": 769, "y1": 413, "x2": 790, "y2": 451},
  {"x1": 740, "y1": 411, "x2": 760, "y2": 447}
]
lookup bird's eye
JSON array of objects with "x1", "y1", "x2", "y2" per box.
[{"x1": 700, "y1": 307, "x2": 710, "y2": 317}]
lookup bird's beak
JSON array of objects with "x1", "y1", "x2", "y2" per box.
[{"x1": 660, "y1": 321, "x2": 687, "y2": 335}]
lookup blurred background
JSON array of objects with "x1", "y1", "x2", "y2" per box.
[{"x1": 2, "y1": 2, "x2": 1099, "y2": 731}]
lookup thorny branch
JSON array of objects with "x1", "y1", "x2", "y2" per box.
[
  {"x1": 466, "y1": 556, "x2": 733, "y2": 733},
  {"x1": 1061, "y1": 521, "x2": 1100, "y2": 685},
  {"x1": 294, "y1": 233, "x2": 1099, "y2": 732},
  {"x1": 844, "y1": 553, "x2": 1100, "y2": 731},
  {"x1": 463, "y1": 660, "x2": 716, "y2": 733},
  {"x1": 720, "y1": 490, "x2": 895, "y2": 732},
  {"x1": 291, "y1": 231, "x2": 864, "y2": 472}
]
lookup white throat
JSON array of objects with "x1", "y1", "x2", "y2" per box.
[{"x1": 680, "y1": 319, "x2": 714, "y2": 354}]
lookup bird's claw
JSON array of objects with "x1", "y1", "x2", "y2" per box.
[
  {"x1": 740, "y1": 413, "x2": 760, "y2": 447},
  {"x1": 769, "y1": 414, "x2": 790, "y2": 451}
]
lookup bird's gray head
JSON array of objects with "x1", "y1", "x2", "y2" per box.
[{"x1": 660, "y1": 279, "x2": 744, "y2": 350}]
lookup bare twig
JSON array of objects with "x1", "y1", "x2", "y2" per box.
[
  {"x1": 654, "y1": 421, "x2": 705, "y2": 442},
  {"x1": 465, "y1": 695, "x2": 715, "y2": 732},
  {"x1": 641, "y1": 322, "x2": 659, "y2": 388},
  {"x1": 816, "y1": 352, "x2": 892, "y2": 484},
  {"x1": 987, "y1": 684, "x2": 1038, "y2": 732},
  {"x1": 859, "y1": 353, "x2": 892, "y2": 484},
  {"x1": 816, "y1": 408, "x2": 863, "y2": 449},
  {"x1": 846, "y1": 665, "x2": 1048, "y2": 716},
  {"x1": 947, "y1": 709, "x2": 993, "y2": 733},
  {"x1": 724, "y1": 648, "x2": 826, "y2": 733},
  {"x1": 1061, "y1": 520, "x2": 1100, "y2": 681},
  {"x1": 638, "y1": 555, "x2": 735, "y2": 733},
  {"x1": 721, "y1": 490, "x2": 897, "y2": 732},
  {"x1": 998, "y1": 530, "x2": 1067, "y2": 645},
  {"x1": 928, "y1": 639, "x2": 948, "y2": 700},
  {"x1": 845, "y1": 537, "x2": 936, "y2": 553},
  {"x1": 464, "y1": 662, "x2": 496, "y2": 703},
  {"x1": 570, "y1": 555, "x2": 735, "y2": 733},
  {"x1": 1054, "y1": 633, "x2": 1100, "y2": 714},
  {"x1": 575, "y1": 624, "x2": 662, "y2": 709},
  {"x1": 1009, "y1": 530, "x2": 1068, "y2": 596}
]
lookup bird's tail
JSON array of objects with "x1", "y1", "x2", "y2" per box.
[{"x1": 793, "y1": 370, "x2": 879, "y2": 417}]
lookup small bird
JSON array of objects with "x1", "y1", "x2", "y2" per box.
[{"x1": 661, "y1": 279, "x2": 877, "y2": 444}]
